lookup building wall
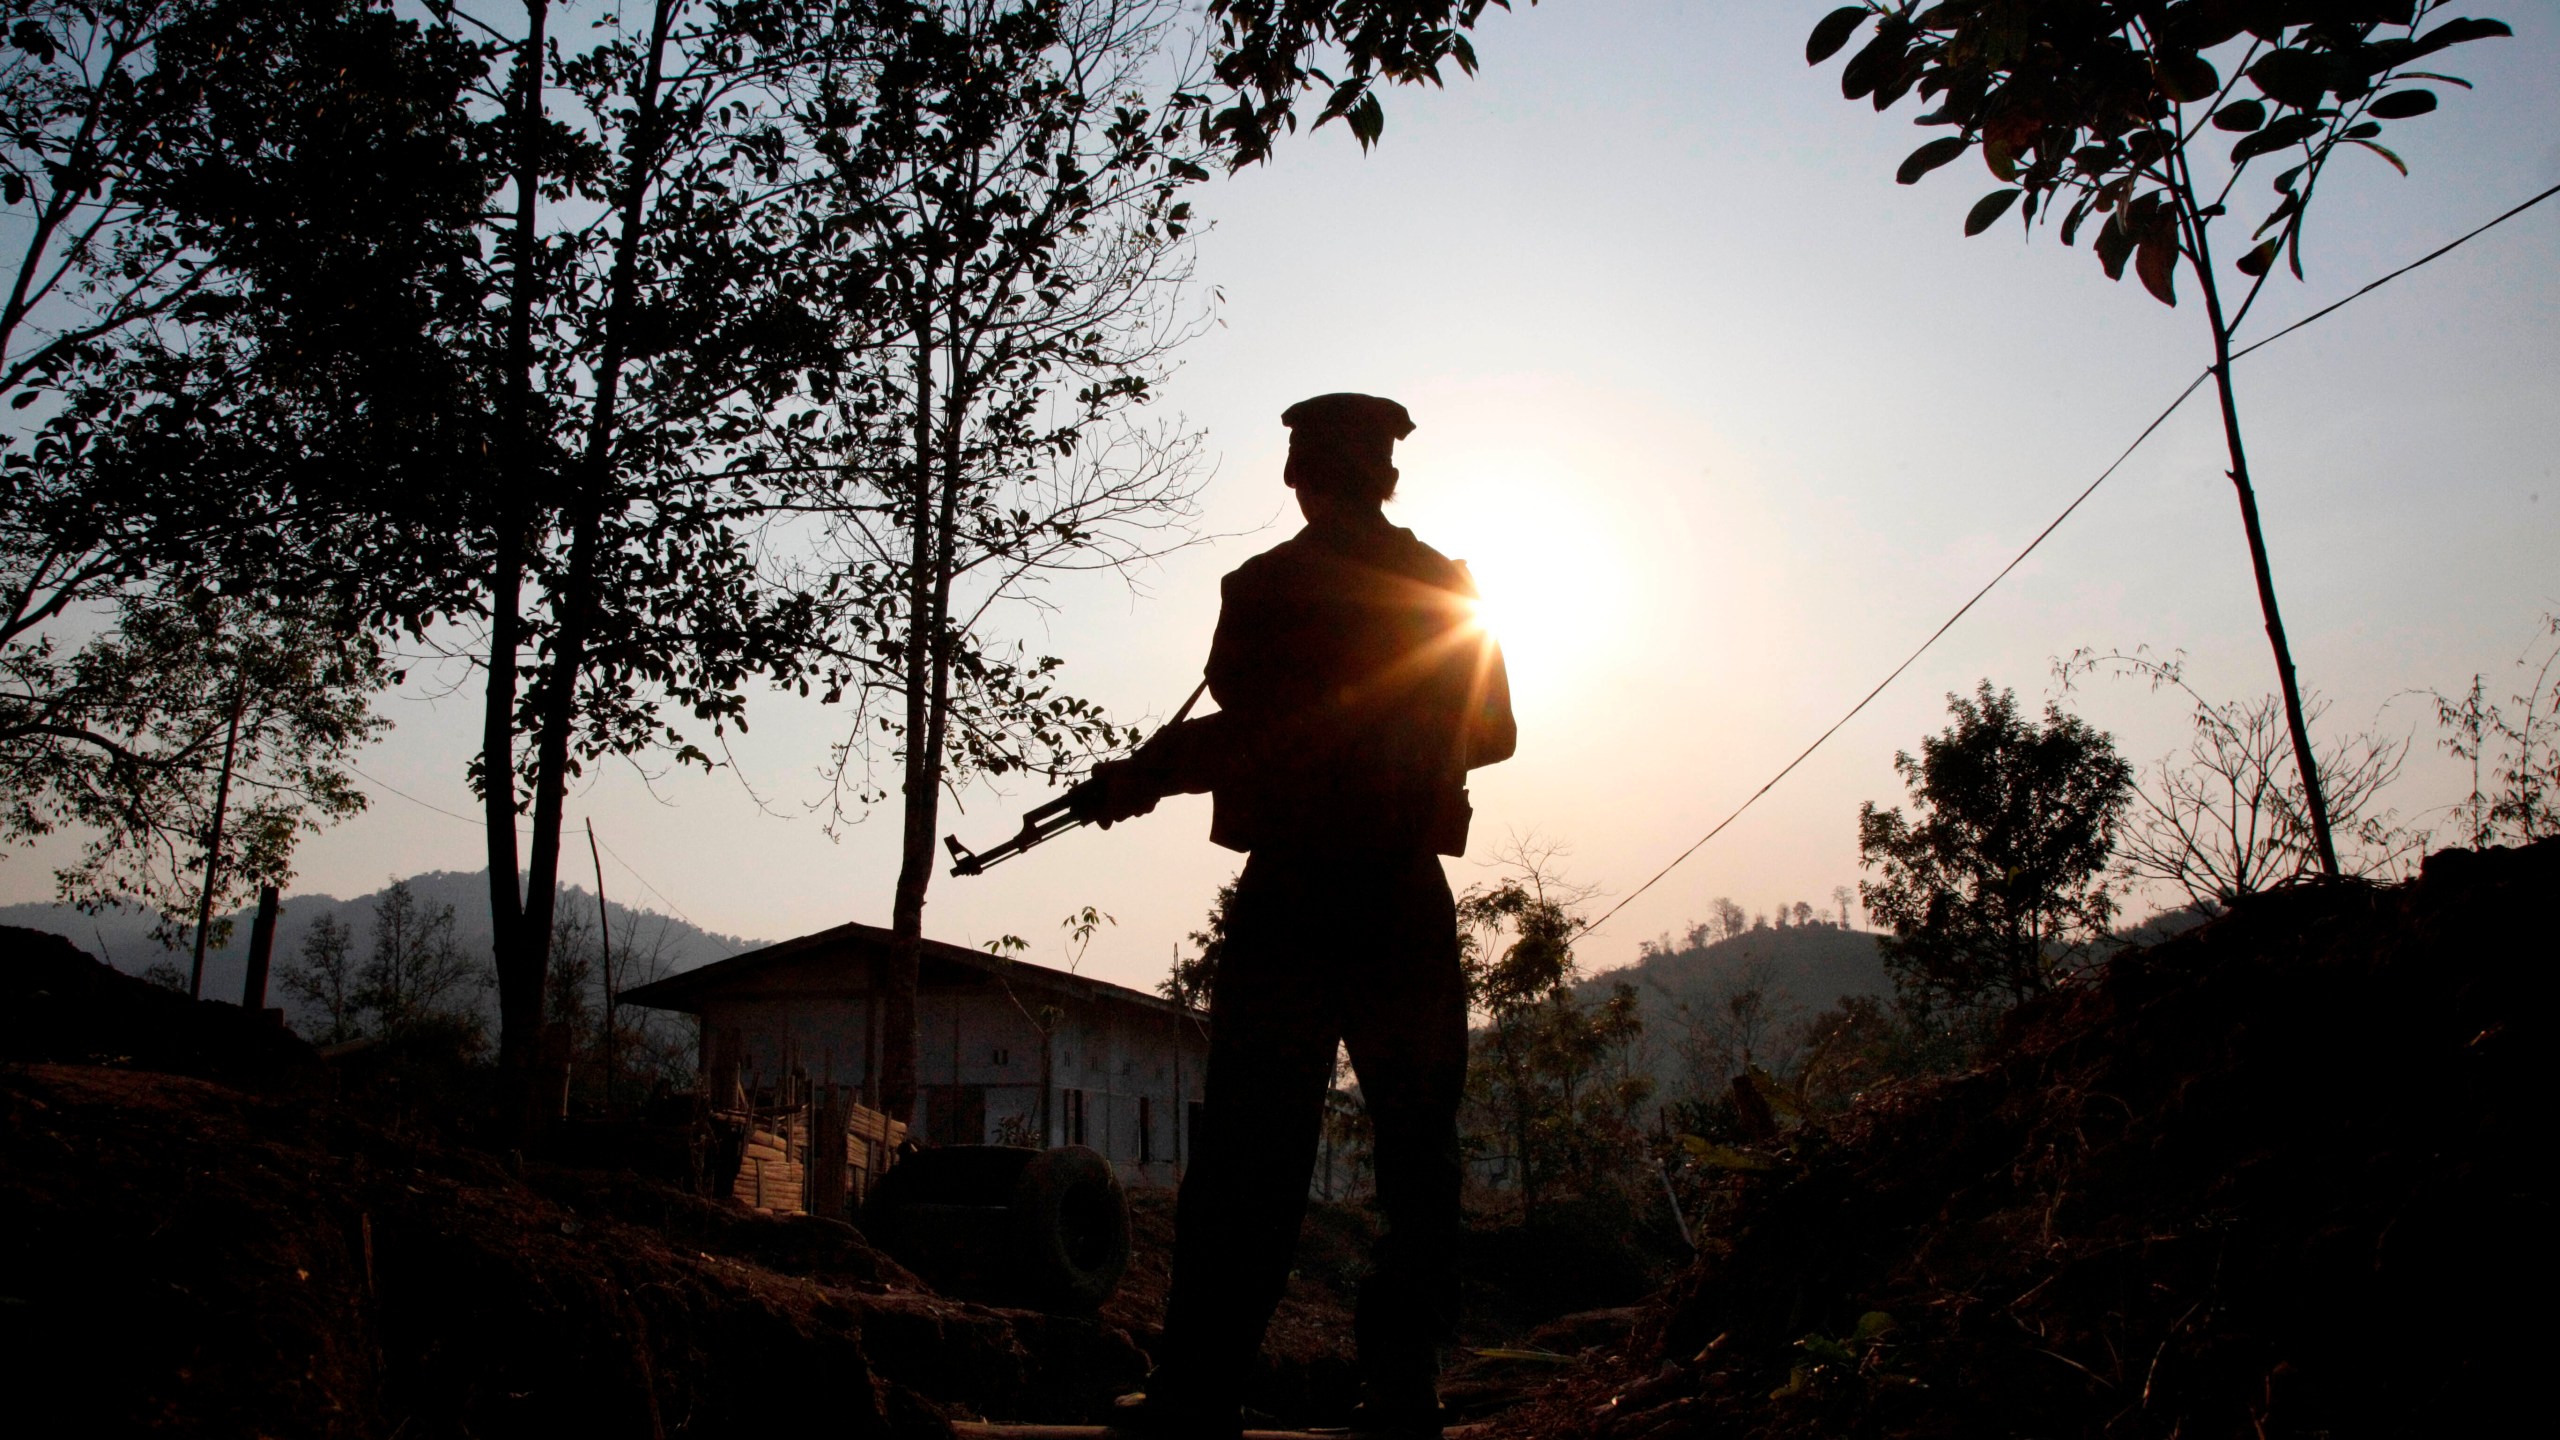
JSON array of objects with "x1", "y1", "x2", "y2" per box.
[{"x1": 698, "y1": 984, "x2": 1207, "y2": 1187}]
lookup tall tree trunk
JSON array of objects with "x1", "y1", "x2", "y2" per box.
[
  {"x1": 879, "y1": 309, "x2": 938, "y2": 1126},
  {"x1": 2176, "y1": 172, "x2": 2341, "y2": 878},
  {"x1": 488, "y1": 0, "x2": 548, "y2": 1076},
  {"x1": 188, "y1": 675, "x2": 247, "y2": 1000},
  {"x1": 501, "y1": 0, "x2": 677, "y2": 1093}
]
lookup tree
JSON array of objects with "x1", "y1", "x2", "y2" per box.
[
  {"x1": 548, "y1": 905, "x2": 696, "y2": 1107},
  {"x1": 1, "y1": 591, "x2": 384, "y2": 953},
  {"x1": 1199, "y1": 0, "x2": 1527, "y2": 164},
  {"x1": 1858, "y1": 682, "x2": 2132, "y2": 1008},
  {"x1": 2, "y1": 1, "x2": 481, "y2": 948},
  {"x1": 1832, "y1": 885, "x2": 1855, "y2": 928},
  {"x1": 1160, "y1": 874, "x2": 1236, "y2": 1011},
  {"x1": 1710, "y1": 896, "x2": 1747, "y2": 942},
  {"x1": 2063, "y1": 648, "x2": 2420, "y2": 909},
  {"x1": 795, "y1": 0, "x2": 1213, "y2": 1121},
  {"x1": 1457, "y1": 843, "x2": 1649, "y2": 1220},
  {"x1": 1671, "y1": 953, "x2": 1801, "y2": 1094},
  {"x1": 1807, "y1": 1, "x2": 2510, "y2": 879},
  {"x1": 282, "y1": 912, "x2": 359, "y2": 1043},
  {"x1": 2433, "y1": 614, "x2": 2560, "y2": 847},
  {"x1": 353, "y1": 878, "x2": 480, "y2": 1036},
  {"x1": 983, "y1": 901, "x2": 1120, "y2": 1143},
  {"x1": 447, "y1": 0, "x2": 852, "y2": 1098}
]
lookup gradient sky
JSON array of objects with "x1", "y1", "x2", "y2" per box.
[{"x1": 12, "y1": 2, "x2": 2555, "y2": 996}]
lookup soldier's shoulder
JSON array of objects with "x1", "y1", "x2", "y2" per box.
[
  {"x1": 1222, "y1": 531, "x2": 1321, "y2": 593},
  {"x1": 1390, "y1": 528, "x2": 1473, "y2": 591}
]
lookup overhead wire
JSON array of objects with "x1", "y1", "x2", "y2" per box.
[
  {"x1": 344, "y1": 762, "x2": 702, "y2": 931},
  {"x1": 1576, "y1": 180, "x2": 2560, "y2": 939},
  {"x1": 334, "y1": 182, "x2": 2560, "y2": 946}
]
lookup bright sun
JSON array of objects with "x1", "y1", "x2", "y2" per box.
[{"x1": 1405, "y1": 467, "x2": 1634, "y2": 708}]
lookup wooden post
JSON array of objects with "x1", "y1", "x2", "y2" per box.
[
  {"x1": 585, "y1": 819, "x2": 617, "y2": 1113},
  {"x1": 811, "y1": 1089, "x2": 850, "y2": 1220},
  {"x1": 239, "y1": 885, "x2": 280, "y2": 1010}
]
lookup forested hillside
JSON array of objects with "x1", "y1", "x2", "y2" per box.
[
  {"x1": 0, "y1": 870, "x2": 761, "y2": 1033},
  {"x1": 1582, "y1": 922, "x2": 1889, "y2": 1112}
]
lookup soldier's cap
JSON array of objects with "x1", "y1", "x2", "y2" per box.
[{"x1": 1280, "y1": 392, "x2": 1415, "y2": 450}]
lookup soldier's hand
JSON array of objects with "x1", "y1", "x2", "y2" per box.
[{"x1": 1070, "y1": 758, "x2": 1160, "y2": 828}]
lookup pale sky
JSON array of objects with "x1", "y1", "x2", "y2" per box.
[{"x1": 13, "y1": 2, "x2": 2556, "y2": 994}]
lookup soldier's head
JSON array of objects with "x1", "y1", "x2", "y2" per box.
[{"x1": 1281, "y1": 393, "x2": 1413, "y2": 510}]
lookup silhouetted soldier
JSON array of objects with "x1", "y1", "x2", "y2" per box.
[{"x1": 1078, "y1": 393, "x2": 1514, "y2": 1440}]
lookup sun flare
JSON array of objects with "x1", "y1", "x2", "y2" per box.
[{"x1": 1407, "y1": 467, "x2": 1634, "y2": 709}]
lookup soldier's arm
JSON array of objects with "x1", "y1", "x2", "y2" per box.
[
  {"x1": 1071, "y1": 571, "x2": 1267, "y2": 824},
  {"x1": 1469, "y1": 636, "x2": 1516, "y2": 769},
  {"x1": 1448, "y1": 559, "x2": 1515, "y2": 769}
]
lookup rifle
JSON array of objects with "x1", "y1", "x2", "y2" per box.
[{"x1": 943, "y1": 678, "x2": 1209, "y2": 878}]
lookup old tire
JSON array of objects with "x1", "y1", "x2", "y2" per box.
[
  {"x1": 864, "y1": 1144, "x2": 1036, "y2": 1210},
  {"x1": 860, "y1": 1145, "x2": 1027, "y2": 1290},
  {"x1": 861, "y1": 1144, "x2": 1128, "y2": 1313},
  {"x1": 1008, "y1": 1144, "x2": 1129, "y2": 1314}
]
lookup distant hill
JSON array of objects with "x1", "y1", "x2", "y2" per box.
[
  {"x1": 1581, "y1": 907, "x2": 2219, "y2": 1113},
  {"x1": 0, "y1": 870, "x2": 767, "y2": 1031},
  {"x1": 1579, "y1": 922, "x2": 1890, "y2": 1112}
]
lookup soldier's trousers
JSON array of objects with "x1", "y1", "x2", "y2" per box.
[{"x1": 1153, "y1": 845, "x2": 1468, "y2": 1417}]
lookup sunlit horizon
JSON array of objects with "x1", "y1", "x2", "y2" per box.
[{"x1": 5, "y1": 2, "x2": 2551, "y2": 1003}]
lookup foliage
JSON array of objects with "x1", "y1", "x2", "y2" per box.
[
  {"x1": 1159, "y1": 874, "x2": 1235, "y2": 1010},
  {"x1": 1807, "y1": 1, "x2": 2511, "y2": 885},
  {"x1": 790, "y1": 0, "x2": 1215, "y2": 1117},
  {"x1": 2068, "y1": 653, "x2": 2406, "y2": 907},
  {"x1": 1858, "y1": 682, "x2": 2132, "y2": 1008},
  {"x1": 280, "y1": 881, "x2": 483, "y2": 1047},
  {"x1": 282, "y1": 912, "x2": 359, "y2": 1044},
  {"x1": 1200, "y1": 0, "x2": 1529, "y2": 164},
  {"x1": 1, "y1": 0, "x2": 478, "y2": 930},
  {"x1": 1805, "y1": 0, "x2": 2510, "y2": 302},
  {"x1": 2062, "y1": 647, "x2": 2422, "y2": 910},
  {"x1": 1768, "y1": 1310, "x2": 1910, "y2": 1405},
  {"x1": 546, "y1": 908, "x2": 696, "y2": 1108},
  {"x1": 1457, "y1": 845, "x2": 1651, "y2": 1219},
  {"x1": 0, "y1": 592, "x2": 386, "y2": 943},
  {"x1": 1, "y1": 0, "x2": 488, "y2": 626},
  {"x1": 436, "y1": 0, "x2": 865, "y2": 1075},
  {"x1": 2433, "y1": 614, "x2": 2560, "y2": 847}
]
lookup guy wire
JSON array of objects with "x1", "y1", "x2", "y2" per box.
[{"x1": 1577, "y1": 180, "x2": 2560, "y2": 939}]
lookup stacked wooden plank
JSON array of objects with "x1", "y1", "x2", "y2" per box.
[
  {"x1": 733, "y1": 1117, "x2": 805, "y2": 1214},
  {"x1": 720, "y1": 1100, "x2": 907, "y2": 1216},
  {"x1": 846, "y1": 1101, "x2": 909, "y2": 1208}
]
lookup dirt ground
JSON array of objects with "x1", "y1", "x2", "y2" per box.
[
  {"x1": 1, "y1": 926, "x2": 1655, "y2": 1436},
  {"x1": 22, "y1": 837, "x2": 2529, "y2": 1439}
]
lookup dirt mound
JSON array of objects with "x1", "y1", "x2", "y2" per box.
[
  {"x1": 0, "y1": 1058, "x2": 1160, "y2": 1437},
  {"x1": 2, "y1": 924, "x2": 319, "y2": 1088},
  {"x1": 1500, "y1": 839, "x2": 2551, "y2": 1440},
  {"x1": 0, "y1": 922, "x2": 1159, "y2": 1437}
]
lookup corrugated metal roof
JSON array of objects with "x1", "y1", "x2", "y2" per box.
[{"x1": 618, "y1": 916, "x2": 1197, "y2": 1019}]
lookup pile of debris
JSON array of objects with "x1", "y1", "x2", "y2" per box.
[{"x1": 1493, "y1": 839, "x2": 2549, "y2": 1440}]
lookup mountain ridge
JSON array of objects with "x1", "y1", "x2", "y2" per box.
[{"x1": 0, "y1": 869, "x2": 769, "y2": 1028}]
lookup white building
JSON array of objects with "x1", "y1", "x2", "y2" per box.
[{"x1": 622, "y1": 919, "x2": 1210, "y2": 1186}]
